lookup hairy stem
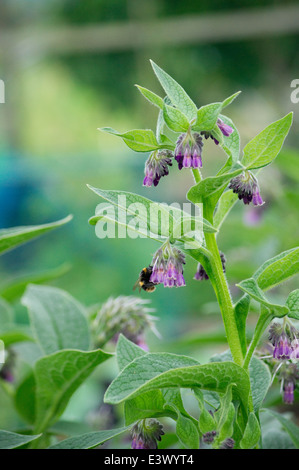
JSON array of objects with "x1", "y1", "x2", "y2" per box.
[
  {"x1": 203, "y1": 201, "x2": 244, "y2": 366},
  {"x1": 243, "y1": 309, "x2": 273, "y2": 370}
]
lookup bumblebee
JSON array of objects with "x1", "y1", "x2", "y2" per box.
[{"x1": 133, "y1": 266, "x2": 156, "y2": 293}]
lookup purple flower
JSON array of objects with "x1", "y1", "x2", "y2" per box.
[
  {"x1": 131, "y1": 419, "x2": 164, "y2": 449},
  {"x1": 217, "y1": 118, "x2": 234, "y2": 137},
  {"x1": 194, "y1": 252, "x2": 226, "y2": 281},
  {"x1": 273, "y1": 338, "x2": 292, "y2": 360},
  {"x1": 201, "y1": 118, "x2": 234, "y2": 146},
  {"x1": 150, "y1": 243, "x2": 186, "y2": 288},
  {"x1": 175, "y1": 131, "x2": 203, "y2": 170},
  {"x1": 283, "y1": 381, "x2": 295, "y2": 405},
  {"x1": 269, "y1": 322, "x2": 298, "y2": 360},
  {"x1": 229, "y1": 171, "x2": 264, "y2": 206},
  {"x1": 278, "y1": 363, "x2": 299, "y2": 405},
  {"x1": 220, "y1": 438, "x2": 235, "y2": 449},
  {"x1": 143, "y1": 150, "x2": 173, "y2": 187},
  {"x1": 291, "y1": 340, "x2": 299, "y2": 359},
  {"x1": 202, "y1": 431, "x2": 217, "y2": 444}
]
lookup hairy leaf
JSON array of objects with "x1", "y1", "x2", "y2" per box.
[
  {"x1": 22, "y1": 284, "x2": 90, "y2": 355},
  {"x1": 242, "y1": 113, "x2": 293, "y2": 169},
  {"x1": 150, "y1": 60, "x2": 197, "y2": 121},
  {"x1": 48, "y1": 427, "x2": 130, "y2": 449},
  {"x1": 0, "y1": 216, "x2": 72, "y2": 256}
]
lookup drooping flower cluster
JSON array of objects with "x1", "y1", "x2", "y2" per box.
[
  {"x1": 229, "y1": 171, "x2": 264, "y2": 206},
  {"x1": 194, "y1": 252, "x2": 226, "y2": 281},
  {"x1": 150, "y1": 243, "x2": 186, "y2": 288},
  {"x1": 174, "y1": 131, "x2": 203, "y2": 169},
  {"x1": 220, "y1": 438, "x2": 235, "y2": 449},
  {"x1": 131, "y1": 419, "x2": 164, "y2": 449},
  {"x1": 264, "y1": 320, "x2": 299, "y2": 404},
  {"x1": 143, "y1": 150, "x2": 173, "y2": 187},
  {"x1": 91, "y1": 296, "x2": 159, "y2": 349},
  {"x1": 268, "y1": 321, "x2": 298, "y2": 360},
  {"x1": 278, "y1": 363, "x2": 299, "y2": 405},
  {"x1": 202, "y1": 430, "x2": 217, "y2": 444},
  {"x1": 201, "y1": 118, "x2": 234, "y2": 145}
]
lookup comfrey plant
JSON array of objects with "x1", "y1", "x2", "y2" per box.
[
  {"x1": 0, "y1": 62, "x2": 298, "y2": 451},
  {"x1": 87, "y1": 61, "x2": 299, "y2": 450}
]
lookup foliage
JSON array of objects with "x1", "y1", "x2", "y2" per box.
[{"x1": 0, "y1": 61, "x2": 298, "y2": 450}]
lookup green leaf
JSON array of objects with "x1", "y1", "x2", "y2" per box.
[
  {"x1": 249, "y1": 357, "x2": 271, "y2": 412},
  {"x1": 135, "y1": 85, "x2": 164, "y2": 109},
  {"x1": 214, "y1": 190, "x2": 238, "y2": 230},
  {"x1": 242, "y1": 113, "x2": 293, "y2": 170},
  {"x1": 211, "y1": 351, "x2": 271, "y2": 413},
  {"x1": 214, "y1": 385, "x2": 235, "y2": 441},
  {"x1": 198, "y1": 407, "x2": 217, "y2": 434},
  {"x1": 0, "y1": 430, "x2": 41, "y2": 449},
  {"x1": 104, "y1": 354, "x2": 250, "y2": 410},
  {"x1": 0, "y1": 215, "x2": 72, "y2": 256},
  {"x1": 34, "y1": 348, "x2": 112, "y2": 432},
  {"x1": 88, "y1": 187, "x2": 174, "y2": 239},
  {"x1": 253, "y1": 247, "x2": 299, "y2": 291},
  {"x1": 264, "y1": 410, "x2": 299, "y2": 449},
  {"x1": 218, "y1": 403, "x2": 235, "y2": 442},
  {"x1": 0, "y1": 264, "x2": 71, "y2": 303},
  {"x1": 192, "y1": 103, "x2": 222, "y2": 132},
  {"x1": 236, "y1": 278, "x2": 289, "y2": 317},
  {"x1": 116, "y1": 334, "x2": 146, "y2": 371},
  {"x1": 125, "y1": 391, "x2": 171, "y2": 424},
  {"x1": 240, "y1": 412, "x2": 261, "y2": 449},
  {"x1": 150, "y1": 60, "x2": 197, "y2": 121},
  {"x1": 22, "y1": 285, "x2": 90, "y2": 355},
  {"x1": 88, "y1": 186, "x2": 216, "y2": 238},
  {"x1": 48, "y1": 427, "x2": 130, "y2": 449},
  {"x1": 163, "y1": 103, "x2": 190, "y2": 132},
  {"x1": 99, "y1": 127, "x2": 169, "y2": 152},
  {"x1": 0, "y1": 297, "x2": 13, "y2": 326},
  {"x1": 286, "y1": 289, "x2": 299, "y2": 320},
  {"x1": 0, "y1": 325, "x2": 33, "y2": 347},
  {"x1": 168, "y1": 405, "x2": 199, "y2": 449},
  {"x1": 234, "y1": 294, "x2": 251, "y2": 357},
  {"x1": 262, "y1": 430, "x2": 295, "y2": 449},
  {"x1": 15, "y1": 373, "x2": 36, "y2": 424},
  {"x1": 221, "y1": 91, "x2": 241, "y2": 109},
  {"x1": 176, "y1": 413, "x2": 199, "y2": 449},
  {"x1": 192, "y1": 92, "x2": 240, "y2": 133},
  {"x1": 117, "y1": 341, "x2": 193, "y2": 424},
  {"x1": 187, "y1": 168, "x2": 242, "y2": 204},
  {"x1": 219, "y1": 114, "x2": 240, "y2": 164}
]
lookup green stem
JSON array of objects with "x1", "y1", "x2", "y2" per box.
[
  {"x1": 192, "y1": 168, "x2": 201, "y2": 184},
  {"x1": 243, "y1": 309, "x2": 273, "y2": 370},
  {"x1": 203, "y1": 201, "x2": 244, "y2": 366}
]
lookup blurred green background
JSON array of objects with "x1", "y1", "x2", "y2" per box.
[{"x1": 0, "y1": 0, "x2": 298, "y2": 435}]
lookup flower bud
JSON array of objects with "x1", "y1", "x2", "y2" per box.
[
  {"x1": 91, "y1": 296, "x2": 159, "y2": 348},
  {"x1": 229, "y1": 171, "x2": 264, "y2": 206},
  {"x1": 201, "y1": 118, "x2": 234, "y2": 145},
  {"x1": 143, "y1": 150, "x2": 173, "y2": 187},
  {"x1": 131, "y1": 419, "x2": 164, "y2": 449},
  {"x1": 194, "y1": 252, "x2": 226, "y2": 281},
  {"x1": 220, "y1": 437, "x2": 235, "y2": 449},
  {"x1": 202, "y1": 430, "x2": 217, "y2": 444}
]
